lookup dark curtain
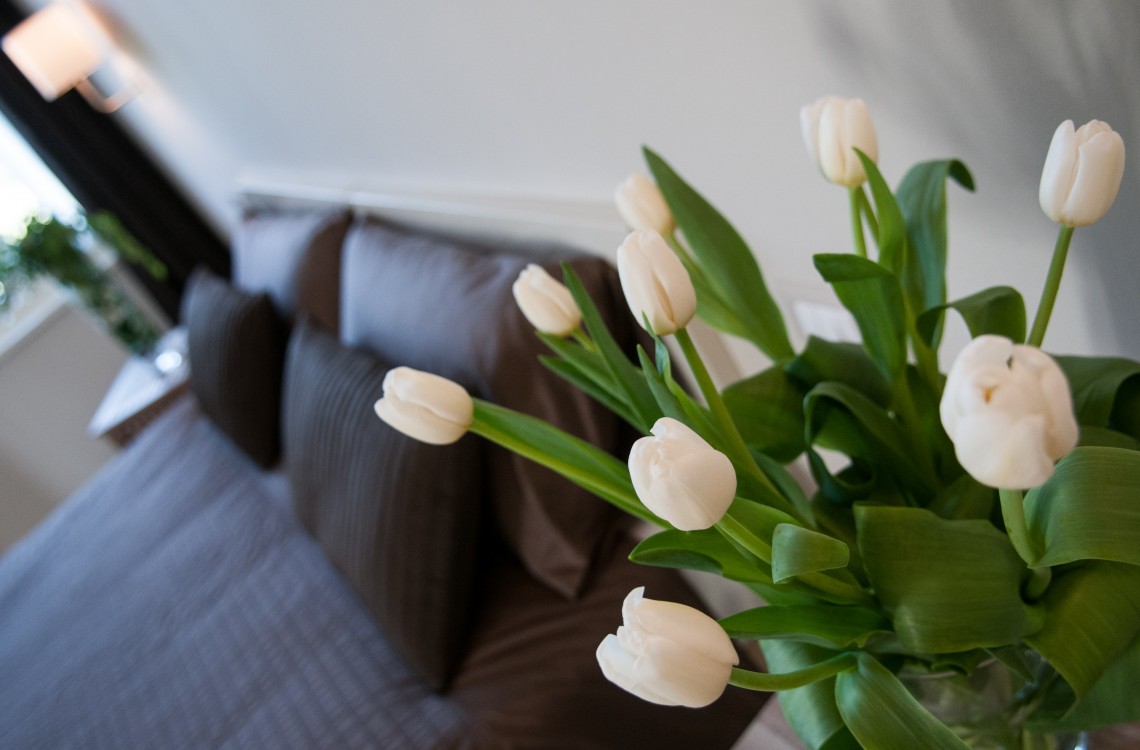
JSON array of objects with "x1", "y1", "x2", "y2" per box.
[{"x1": 0, "y1": 0, "x2": 228, "y2": 319}]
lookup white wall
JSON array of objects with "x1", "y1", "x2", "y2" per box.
[
  {"x1": 0, "y1": 299, "x2": 127, "y2": 551},
  {"x1": 17, "y1": 1, "x2": 1140, "y2": 374}
]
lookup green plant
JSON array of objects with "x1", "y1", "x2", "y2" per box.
[
  {"x1": 375, "y1": 104, "x2": 1139, "y2": 748},
  {"x1": 0, "y1": 211, "x2": 166, "y2": 355}
]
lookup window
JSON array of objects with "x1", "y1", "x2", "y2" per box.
[{"x1": 0, "y1": 107, "x2": 79, "y2": 343}]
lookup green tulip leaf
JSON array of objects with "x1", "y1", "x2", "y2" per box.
[
  {"x1": 1055, "y1": 355, "x2": 1140, "y2": 439},
  {"x1": 537, "y1": 331, "x2": 642, "y2": 429},
  {"x1": 722, "y1": 500, "x2": 868, "y2": 606},
  {"x1": 723, "y1": 364, "x2": 807, "y2": 462},
  {"x1": 905, "y1": 365, "x2": 961, "y2": 486},
  {"x1": 562, "y1": 265, "x2": 658, "y2": 433},
  {"x1": 927, "y1": 473, "x2": 996, "y2": 521},
  {"x1": 629, "y1": 527, "x2": 774, "y2": 583},
  {"x1": 916, "y1": 286, "x2": 1027, "y2": 347},
  {"x1": 854, "y1": 150, "x2": 906, "y2": 274},
  {"x1": 805, "y1": 381, "x2": 939, "y2": 502},
  {"x1": 640, "y1": 328, "x2": 725, "y2": 446},
  {"x1": 644, "y1": 147, "x2": 794, "y2": 361},
  {"x1": 721, "y1": 604, "x2": 888, "y2": 648},
  {"x1": 753, "y1": 451, "x2": 815, "y2": 524},
  {"x1": 855, "y1": 505, "x2": 1043, "y2": 653},
  {"x1": 762, "y1": 642, "x2": 862, "y2": 750},
  {"x1": 1030, "y1": 628, "x2": 1140, "y2": 732},
  {"x1": 807, "y1": 451, "x2": 876, "y2": 505},
  {"x1": 927, "y1": 651, "x2": 993, "y2": 675},
  {"x1": 1023, "y1": 447, "x2": 1140, "y2": 567},
  {"x1": 1077, "y1": 426, "x2": 1140, "y2": 451},
  {"x1": 722, "y1": 497, "x2": 800, "y2": 560},
  {"x1": 985, "y1": 645, "x2": 1038, "y2": 683},
  {"x1": 635, "y1": 346, "x2": 690, "y2": 426},
  {"x1": 537, "y1": 333, "x2": 623, "y2": 400},
  {"x1": 669, "y1": 248, "x2": 754, "y2": 343},
  {"x1": 786, "y1": 336, "x2": 893, "y2": 409},
  {"x1": 896, "y1": 159, "x2": 975, "y2": 350},
  {"x1": 771, "y1": 524, "x2": 850, "y2": 583},
  {"x1": 471, "y1": 399, "x2": 655, "y2": 525},
  {"x1": 835, "y1": 652, "x2": 971, "y2": 750},
  {"x1": 813, "y1": 253, "x2": 907, "y2": 383},
  {"x1": 1025, "y1": 561, "x2": 1140, "y2": 706},
  {"x1": 538, "y1": 356, "x2": 638, "y2": 428}
]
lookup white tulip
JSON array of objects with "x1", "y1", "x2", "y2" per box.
[
  {"x1": 596, "y1": 587, "x2": 738, "y2": 707},
  {"x1": 374, "y1": 367, "x2": 473, "y2": 445},
  {"x1": 800, "y1": 96, "x2": 879, "y2": 187},
  {"x1": 512, "y1": 264, "x2": 581, "y2": 337},
  {"x1": 628, "y1": 417, "x2": 736, "y2": 531},
  {"x1": 615, "y1": 173, "x2": 676, "y2": 235},
  {"x1": 616, "y1": 230, "x2": 696, "y2": 336},
  {"x1": 1039, "y1": 119, "x2": 1126, "y2": 227},
  {"x1": 940, "y1": 335, "x2": 1078, "y2": 489}
]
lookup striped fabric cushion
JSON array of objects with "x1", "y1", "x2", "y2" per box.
[
  {"x1": 184, "y1": 268, "x2": 287, "y2": 468},
  {"x1": 281, "y1": 320, "x2": 483, "y2": 690},
  {"x1": 233, "y1": 208, "x2": 351, "y2": 335}
]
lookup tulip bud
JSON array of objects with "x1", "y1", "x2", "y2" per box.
[
  {"x1": 800, "y1": 96, "x2": 878, "y2": 187},
  {"x1": 628, "y1": 417, "x2": 736, "y2": 531},
  {"x1": 374, "y1": 367, "x2": 473, "y2": 445},
  {"x1": 940, "y1": 335, "x2": 1078, "y2": 489},
  {"x1": 597, "y1": 587, "x2": 738, "y2": 707},
  {"x1": 616, "y1": 230, "x2": 696, "y2": 336},
  {"x1": 1039, "y1": 119, "x2": 1125, "y2": 227},
  {"x1": 512, "y1": 264, "x2": 581, "y2": 337},
  {"x1": 615, "y1": 173, "x2": 676, "y2": 235}
]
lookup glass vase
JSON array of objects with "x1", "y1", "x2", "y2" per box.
[{"x1": 899, "y1": 658, "x2": 1089, "y2": 750}]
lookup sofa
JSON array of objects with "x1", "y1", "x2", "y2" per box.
[{"x1": 0, "y1": 208, "x2": 763, "y2": 749}]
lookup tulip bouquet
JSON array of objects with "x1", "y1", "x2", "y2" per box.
[{"x1": 375, "y1": 96, "x2": 1140, "y2": 749}]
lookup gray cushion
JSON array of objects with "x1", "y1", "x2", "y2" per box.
[
  {"x1": 233, "y1": 208, "x2": 351, "y2": 335},
  {"x1": 340, "y1": 218, "x2": 633, "y2": 599},
  {"x1": 282, "y1": 320, "x2": 482, "y2": 689},
  {"x1": 183, "y1": 269, "x2": 287, "y2": 468}
]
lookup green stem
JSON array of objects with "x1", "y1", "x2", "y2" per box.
[
  {"x1": 718, "y1": 508, "x2": 873, "y2": 606},
  {"x1": 571, "y1": 328, "x2": 597, "y2": 352},
  {"x1": 856, "y1": 186, "x2": 879, "y2": 244},
  {"x1": 469, "y1": 413, "x2": 657, "y2": 527},
  {"x1": 1028, "y1": 226, "x2": 1074, "y2": 347},
  {"x1": 1024, "y1": 566, "x2": 1052, "y2": 601},
  {"x1": 849, "y1": 187, "x2": 868, "y2": 259},
  {"x1": 799, "y1": 569, "x2": 878, "y2": 607},
  {"x1": 728, "y1": 653, "x2": 857, "y2": 692},
  {"x1": 890, "y1": 373, "x2": 934, "y2": 501},
  {"x1": 716, "y1": 510, "x2": 772, "y2": 562},
  {"x1": 675, "y1": 328, "x2": 788, "y2": 506},
  {"x1": 999, "y1": 488, "x2": 1039, "y2": 566},
  {"x1": 674, "y1": 328, "x2": 733, "y2": 438},
  {"x1": 904, "y1": 299, "x2": 942, "y2": 396}
]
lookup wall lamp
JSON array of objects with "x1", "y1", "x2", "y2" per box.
[{"x1": 2, "y1": 1, "x2": 138, "y2": 112}]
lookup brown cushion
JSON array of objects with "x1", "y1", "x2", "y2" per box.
[
  {"x1": 282, "y1": 320, "x2": 482, "y2": 690},
  {"x1": 340, "y1": 218, "x2": 632, "y2": 600},
  {"x1": 183, "y1": 269, "x2": 287, "y2": 468},
  {"x1": 233, "y1": 208, "x2": 351, "y2": 334},
  {"x1": 449, "y1": 532, "x2": 764, "y2": 748}
]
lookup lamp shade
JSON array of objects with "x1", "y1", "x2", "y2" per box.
[{"x1": 2, "y1": 3, "x2": 105, "y2": 101}]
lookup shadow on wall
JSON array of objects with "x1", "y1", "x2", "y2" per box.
[{"x1": 811, "y1": 0, "x2": 1140, "y2": 357}]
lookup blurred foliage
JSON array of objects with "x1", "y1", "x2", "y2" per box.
[{"x1": 0, "y1": 212, "x2": 167, "y2": 355}]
